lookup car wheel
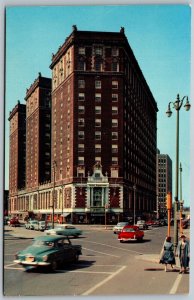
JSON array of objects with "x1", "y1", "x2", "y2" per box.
[
  {"x1": 74, "y1": 253, "x2": 79, "y2": 262},
  {"x1": 138, "y1": 237, "x2": 143, "y2": 242},
  {"x1": 119, "y1": 240, "x2": 123, "y2": 243},
  {"x1": 50, "y1": 260, "x2": 58, "y2": 271}
]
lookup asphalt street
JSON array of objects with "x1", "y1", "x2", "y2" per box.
[{"x1": 3, "y1": 224, "x2": 190, "y2": 296}]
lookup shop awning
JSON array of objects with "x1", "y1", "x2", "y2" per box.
[{"x1": 61, "y1": 213, "x2": 70, "y2": 217}]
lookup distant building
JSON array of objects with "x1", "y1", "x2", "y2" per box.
[
  {"x1": 156, "y1": 150, "x2": 172, "y2": 217},
  {"x1": 25, "y1": 73, "x2": 52, "y2": 189},
  {"x1": 8, "y1": 27, "x2": 158, "y2": 223},
  {"x1": 8, "y1": 101, "x2": 26, "y2": 206}
]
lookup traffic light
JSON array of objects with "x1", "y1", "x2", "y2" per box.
[{"x1": 166, "y1": 192, "x2": 172, "y2": 210}]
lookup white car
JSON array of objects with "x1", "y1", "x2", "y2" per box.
[
  {"x1": 113, "y1": 222, "x2": 129, "y2": 234},
  {"x1": 136, "y1": 220, "x2": 148, "y2": 230},
  {"x1": 34, "y1": 221, "x2": 48, "y2": 231},
  {"x1": 25, "y1": 220, "x2": 39, "y2": 230}
]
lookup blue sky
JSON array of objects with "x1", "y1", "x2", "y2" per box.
[{"x1": 5, "y1": 4, "x2": 191, "y2": 206}]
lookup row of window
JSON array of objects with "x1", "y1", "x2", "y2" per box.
[
  {"x1": 77, "y1": 143, "x2": 118, "y2": 153},
  {"x1": 78, "y1": 47, "x2": 119, "y2": 56},
  {"x1": 78, "y1": 80, "x2": 118, "y2": 89},
  {"x1": 78, "y1": 92, "x2": 118, "y2": 102},
  {"x1": 78, "y1": 105, "x2": 118, "y2": 115},
  {"x1": 77, "y1": 156, "x2": 118, "y2": 165},
  {"x1": 78, "y1": 131, "x2": 118, "y2": 140}
]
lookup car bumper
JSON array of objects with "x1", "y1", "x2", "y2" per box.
[
  {"x1": 118, "y1": 237, "x2": 138, "y2": 241},
  {"x1": 14, "y1": 260, "x2": 50, "y2": 266}
]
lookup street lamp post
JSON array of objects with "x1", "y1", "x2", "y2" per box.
[
  {"x1": 133, "y1": 184, "x2": 136, "y2": 225},
  {"x1": 179, "y1": 163, "x2": 184, "y2": 235},
  {"x1": 61, "y1": 185, "x2": 64, "y2": 224},
  {"x1": 52, "y1": 160, "x2": 57, "y2": 229},
  {"x1": 166, "y1": 94, "x2": 191, "y2": 249}
]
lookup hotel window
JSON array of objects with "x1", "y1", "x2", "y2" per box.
[
  {"x1": 112, "y1": 80, "x2": 118, "y2": 89},
  {"x1": 95, "y1": 81, "x2": 101, "y2": 89},
  {"x1": 95, "y1": 156, "x2": 101, "y2": 163},
  {"x1": 95, "y1": 119, "x2": 101, "y2": 127},
  {"x1": 112, "y1": 145, "x2": 118, "y2": 153},
  {"x1": 112, "y1": 106, "x2": 118, "y2": 115},
  {"x1": 112, "y1": 157, "x2": 118, "y2": 165},
  {"x1": 95, "y1": 144, "x2": 101, "y2": 153},
  {"x1": 78, "y1": 106, "x2": 85, "y2": 114},
  {"x1": 95, "y1": 47, "x2": 102, "y2": 55},
  {"x1": 95, "y1": 93, "x2": 101, "y2": 102},
  {"x1": 77, "y1": 168, "x2": 85, "y2": 177},
  {"x1": 112, "y1": 119, "x2": 118, "y2": 127},
  {"x1": 78, "y1": 156, "x2": 84, "y2": 165},
  {"x1": 77, "y1": 60, "x2": 85, "y2": 71},
  {"x1": 112, "y1": 132, "x2": 118, "y2": 140},
  {"x1": 78, "y1": 47, "x2": 85, "y2": 55},
  {"x1": 112, "y1": 62, "x2": 119, "y2": 72},
  {"x1": 78, "y1": 93, "x2": 85, "y2": 101},
  {"x1": 95, "y1": 131, "x2": 101, "y2": 140},
  {"x1": 78, "y1": 118, "x2": 85, "y2": 126},
  {"x1": 112, "y1": 48, "x2": 119, "y2": 56},
  {"x1": 112, "y1": 94, "x2": 118, "y2": 102},
  {"x1": 95, "y1": 60, "x2": 102, "y2": 71},
  {"x1": 78, "y1": 144, "x2": 84, "y2": 152},
  {"x1": 78, "y1": 80, "x2": 85, "y2": 88},
  {"x1": 78, "y1": 131, "x2": 84, "y2": 139},
  {"x1": 95, "y1": 106, "x2": 101, "y2": 114}
]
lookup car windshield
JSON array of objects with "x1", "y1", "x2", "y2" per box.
[
  {"x1": 55, "y1": 225, "x2": 75, "y2": 229},
  {"x1": 117, "y1": 222, "x2": 127, "y2": 226},
  {"x1": 33, "y1": 240, "x2": 55, "y2": 247},
  {"x1": 123, "y1": 228, "x2": 136, "y2": 232}
]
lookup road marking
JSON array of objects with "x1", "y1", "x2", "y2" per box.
[
  {"x1": 69, "y1": 270, "x2": 113, "y2": 274},
  {"x1": 83, "y1": 247, "x2": 119, "y2": 257},
  {"x1": 82, "y1": 265, "x2": 126, "y2": 295},
  {"x1": 4, "y1": 240, "x2": 32, "y2": 246},
  {"x1": 82, "y1": 240, "x2": 143, "y2": 255},
  {"x1": 169, "y1": 274, "x2": 182, "y2": 294}
]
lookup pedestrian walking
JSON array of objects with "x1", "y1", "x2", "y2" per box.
[
  {"x1": 176, "y1": 234, "x2": 190, "y2": 274},
  {"x1": 159, "y1": 236, "x2": 176, "y2": 272}
]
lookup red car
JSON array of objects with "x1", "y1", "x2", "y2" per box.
[
  {"x1": 118, "y1": 225, "x2": 144, "y2": 242},
  {"x1": 9, "y1": 218, "x2": 20, "y2": 227}
]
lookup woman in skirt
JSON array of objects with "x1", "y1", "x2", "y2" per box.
[{"x1": 159, "y1": 236, "x2": 176, "y2": 272}]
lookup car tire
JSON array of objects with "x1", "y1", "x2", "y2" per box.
[
  {"x1": 50, "y1": 260, "x2": 58, "y2": 272},
  {"x1": 74, "y1": 253, "x2": 79, "y2": 262}
]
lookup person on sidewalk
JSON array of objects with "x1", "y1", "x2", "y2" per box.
[
  {"x1": 159, "y1": 236, "x2": 176, "y2": 272},
  {"x1": 176, "y1": 234, "x2": 190, "y2": 274}
]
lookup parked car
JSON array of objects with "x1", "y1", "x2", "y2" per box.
[
  {"x1": 136, "y1": 220, "x2": 148, "y2": 230},
  {"x1": 34, "y1": 221, "x2": 49, "y2": 231},
  {"x1": 45, "y1": 224, "x2": 83, "y2": 238},
  {"x1": 25, "y1": 220, "x2": 39, "y2": 230},
  {"x1": 113, "y1": 222, "x2": 129, "y2": 234},
  {"x1": 118, "y1": 225, "x2": 144, "y2": 242},
  {"x1": 9, "y1": 218, "x2": 20, "y2": 227},
  {"x1": 4, "y1": 216, "x2": 11, "y2": 225},
  {"x1": 14, "y1": 235, "x2": 82, "y2": 271},
  {"x1": 146, "y1": 219, "x2": 159, "y2": 228}
]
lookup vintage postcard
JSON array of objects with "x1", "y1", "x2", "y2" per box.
[{"x1": 3, "y1": 1, "x2": 191, "y2": 297}]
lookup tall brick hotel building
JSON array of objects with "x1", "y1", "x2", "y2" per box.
[{"x1": 8, "y1": 26, "x2": 158, "y2": 224}]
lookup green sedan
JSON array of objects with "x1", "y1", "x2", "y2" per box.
[{"x1": 14, "y1": 235, "x2": 82, "y2": 271}]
